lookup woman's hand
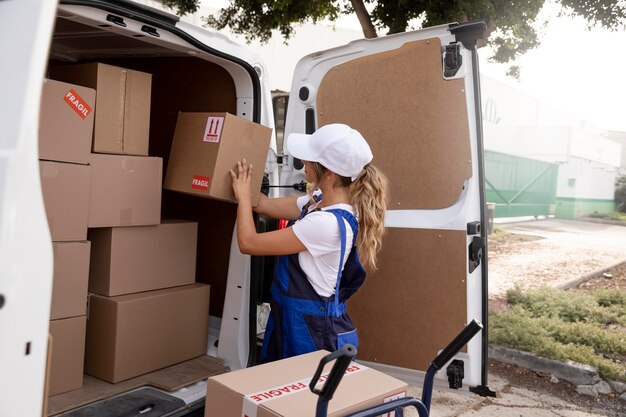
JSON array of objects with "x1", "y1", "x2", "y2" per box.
[{"x1": 230, "y1": 159, "x2": 253, "y2": 203}]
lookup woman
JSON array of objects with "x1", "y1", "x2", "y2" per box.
[{"x1": 230, "y1": 123, "x2": 388, "y2": 362}]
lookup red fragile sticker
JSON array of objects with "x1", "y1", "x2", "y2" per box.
[
  {"x1": 63, "y1": 88, "x2": 92, "y2": 120},
  {"x1": 191, "y1": 175, "x2": 210, "y2": 191}
]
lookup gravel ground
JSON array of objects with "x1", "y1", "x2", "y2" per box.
[{"x1": 488, "y1": 218, "x2": 626, "y2": 297}]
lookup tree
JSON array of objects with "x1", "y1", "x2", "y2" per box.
[{"x1": 160, "y1": 0, "x2": 626, "y2": 65}]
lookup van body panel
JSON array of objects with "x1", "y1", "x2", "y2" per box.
[
  {"x1": 0, "y1": 1, "x2": 58, "y2": 416},
  {"x1": 283, "y1": 25, "x2": 486, "y2": 387}
]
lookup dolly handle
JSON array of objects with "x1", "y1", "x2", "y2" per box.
[
  {"x1": 310, "y1": 344, "x2": 357, "y2": 400},
  {"x1": 432, "y1": 320, "x2": 483, "y2": 370}
]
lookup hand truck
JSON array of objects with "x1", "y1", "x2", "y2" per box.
[{"x1": 309, "y1": 319, "x2": 483, "y2": 417}]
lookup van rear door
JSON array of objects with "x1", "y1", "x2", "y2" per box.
[
  {"x1": 282, "y1": 22, "x2": 493, "y2": 394},
  {"x1": 0, "y1": 1, "x2": 58, "y2": 416}
]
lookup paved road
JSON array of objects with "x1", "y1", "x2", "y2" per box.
[{"x1": 488, "y1": 218, "x2": 626, "y2": 296}]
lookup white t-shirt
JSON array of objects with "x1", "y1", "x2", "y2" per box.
[{"x1": 291, "y1": 192, "x2": 355, "y2": 298}]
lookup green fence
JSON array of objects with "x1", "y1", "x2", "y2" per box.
[{"x1": 485, "y1": 151, "x2": 558, "y2": 218}]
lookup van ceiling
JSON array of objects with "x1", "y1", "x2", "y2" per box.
[{"x1": 51, "y1": 17, "x2": 183, "y2": 62}]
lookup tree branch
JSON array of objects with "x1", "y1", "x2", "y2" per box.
[{"x1": 349, "y1": 0, "x2": 377, "y2": 38}]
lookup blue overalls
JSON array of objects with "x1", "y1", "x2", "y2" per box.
[{"x1": 260, "y1": 204, "x2": 366, "y2": 362}]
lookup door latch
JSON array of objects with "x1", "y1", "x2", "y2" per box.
[
  {"x1": 468, "y1": 236, "x2": 484, "y2": 273},
  {"x1": 443, "y1": 43, "x2": 463, "y2": 78}
]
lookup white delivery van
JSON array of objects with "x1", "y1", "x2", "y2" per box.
[{"x1": 0, "y1": 0, "x2": 493, "y2": 415}]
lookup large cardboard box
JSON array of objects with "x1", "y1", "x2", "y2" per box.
[
  {"x1": 48, "y1": 316, "x2": 87, "y2": 396},
  {"x1": 88, "y1": 220, "x2": 197, "y2": 296},
  {"x1": 85, "y1": 284, "x2": 210, "y2": 383},
  {"x1": 88, "y1": 153, "x2": 162, "y2": 227},
  {"x1": 205, "y1": 350, "x2": 408, "y2": 417},
  {"x1": 40, "y1": 161, "x2": 91, "y2": 241},
  {"x1": 164, "y1": 112, "x2": 272, "y2": 205},
  {"x1": 39, "y1": 79, "x2": 95, "y2": 164},
  {"x1": 50, "y1": 241, "x2": 91, "y2": 320},
  {"x1": 49, "y1": 62, "x2": 151, "y2": 155}
]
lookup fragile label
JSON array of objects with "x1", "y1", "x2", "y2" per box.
[
  {"x1": 241, "y1": 363, "x2": 367, "y2": 417},
  {"x1": 191, "y1": 175, "x2": 210, "y2": 191},
  {"x1": 382, "y1": 391, "x2": 407, "y2": 417},
  {"x1": 204, "y1": 116, "x2": 224, "y2": 143},
  {"x1": 63, "y1": 88, "x2": 92, "y2": 120}
]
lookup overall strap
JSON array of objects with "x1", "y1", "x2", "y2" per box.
[{"x1": 328, "y1": 209, "x2": 358, "y2": 317}]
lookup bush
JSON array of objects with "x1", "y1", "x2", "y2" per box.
[
  {"x1": 616, "y1": 174, "x2": 626, "y2": 213},
  {"x1": 490, "y1": 286, "x2": 626, "y2": 382}
]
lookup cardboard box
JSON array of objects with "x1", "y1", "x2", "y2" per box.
[
  {"x1": 48, "y1": 316, "x2": 87, "y2": 396},
  {"x1": 164, "y1": 112, "x2": 272, "y2": 205},
  {"x1": 39, "y1": 79, "x2": 96, "y2": 164},
  {"x1": 88, "y1": 220, "x2": 197, "y2": 296},
  {"x1": 205, "y1": 350, "x2": 409, "y2": 417},
  {"x1": 49, "y1": 62, "x2": 152, "y2": 155},
  {"x1": 88, "y1": 153, "x2": 162, "y2": 227},
  {"x1": 40, "y1": 161, "x2": 91, "y2": 241},
  {"x1": 50, "y1": 241, "x2": 91, "y2": 320},
  {"x1": 85, "y1": 284, "x2": 210, "y2": 383}
]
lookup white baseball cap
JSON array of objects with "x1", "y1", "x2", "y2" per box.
[{"x1": 287, "y1": 124, "x2": 373, "y2": 181}]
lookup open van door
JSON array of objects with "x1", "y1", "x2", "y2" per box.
[
  {"x1": 0, "y1": 1, "x2": 58, "y2": 416},
  {"x1": 282, "y1": 22, "x2": 494, "y2": 395}
]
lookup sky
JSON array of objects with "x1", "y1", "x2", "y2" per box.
[{"x1": 196, "y1": 0, "x2": 626, "y2": 132}]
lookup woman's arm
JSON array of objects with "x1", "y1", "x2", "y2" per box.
[
  {"x1": 231, "y1": 160, "x2": 306, "y2": 256},
  {"x1": 254, "y1": 194, "x2": 302, "y2": 221}
]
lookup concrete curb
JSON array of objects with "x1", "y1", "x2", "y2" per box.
[
  {"x1": 580, "y1": 217, "x2": 626, "y2": 227},
  {"x1": 489, "y1": 345, "x2": 600, "y2": 386},
  {"x1": 557, "y1": 259, "x2": 626, "y2": 290}
]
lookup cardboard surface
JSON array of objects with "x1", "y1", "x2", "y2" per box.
[
  {"x1": 316, "y1": 38, "x2": 472, "y2": 209},
  {"x1": 50, "y1": 241, "x2": 91, "y2": 320},
  {"x1": 88, "y1": 220, "x2": 198, "y2": 296},
  {"x1": 39, "y1": 79, "x2": 95, "y2": 164},
  {"x1": 88, "y1": 153, "x2": 162, "y2": 227},
  {"x1": 39, "y1": 161, "x2": 91, "y2": 241},
  {"x1": 84, "y1": 284, "x2": 210, "y2": 383},
  {"x1": 349, "y1": 228, "x2": 467, "y2": 370},
  {"x1": 49, "y1": 62, "x2": 152, "y2": 155},
  {"x1": 164, "y1": 112, "x2": 272, "y2": 205},
  {"x1": 205, "y1": 351, "x2": 408, "y2": 417},
  {"x1": 47, "y1": 355, "x2": 228, "y2": 416},
  {"x1": 48, "y1": 316, "x2": 87, "y2": 396}
]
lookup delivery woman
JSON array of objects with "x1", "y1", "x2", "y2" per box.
[{"x1": 230, "y1": 123, "x2": 388, "y2": 362}]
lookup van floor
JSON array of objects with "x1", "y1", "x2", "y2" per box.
[{"x1": 48, "y1": 355, "x2": 228, "y2": 416}]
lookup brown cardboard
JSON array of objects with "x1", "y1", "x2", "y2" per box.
[
  {"x1": 48, "y1": 316, "x2": 87, "y2": 396},
  {"x1": 205, "y1": 350, "x2": 408, "y2": 417},
  {"x1": 39, "y1": 79, "x2": 96, "y2": 164},
  {"x1": 316, "y1": 38, "x2": 472, "y2": 209},
  {"x1": 88, "y1": 153, "x2": 162, "y2": 227},
  {"x1": 85, "y1": 284, "x2": 210, "y2": 383},
  {"x1": 88, "y1": 220, "x2": 197, "y2": 296},
  {"x1": 350, "y1": 228, "x2": 467, "y2": 370},
  {"x1": 39, "y1": 161, "x2": 91, "y2": 241},
  {"x1": 164, "y1": 112, "x2": 271, "y2": 205},
  {"x1": 50, "y1": 241, "x2": 91, "y2": 320},
  {"x1": 49, "y1": 62, "x2": 152, "y2": 155}
]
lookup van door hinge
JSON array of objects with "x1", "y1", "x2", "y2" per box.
[
  {"x1": 468, "y1": 236, "x2": 485, "y2": 273},
  {"x1": 443, "y1": 43, "x2": 463, "y2": 78}
]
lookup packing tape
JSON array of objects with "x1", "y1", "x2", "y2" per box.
[{"x1": 241, "y1": 362, "x2": 368, "y2": 417}]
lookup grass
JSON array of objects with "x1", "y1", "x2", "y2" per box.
[
  {"x1": 587, "y1": 211, "x2": 626, "y2": 222},
  {"x1": 490, "y1": 286, "x2": 626, "y2": 382},
  {"x1": 489, "y1": 226, "x2": 540, "y2": 244}
]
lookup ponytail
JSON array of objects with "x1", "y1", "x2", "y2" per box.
[{"x1": 351, "y1": 164, "x2": 388, "y2": 270}]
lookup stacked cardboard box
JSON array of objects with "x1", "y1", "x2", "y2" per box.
[
  {"x1": 49, "y1": 62, "x2": 211, "y2": 385},
  {"x1": 39, "y1": 78, "x2": 95, "y2": 396}
]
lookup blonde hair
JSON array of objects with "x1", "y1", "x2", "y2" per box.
[{"x1": 307, "y1": 163, "x2": 389, "y2": 270}]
